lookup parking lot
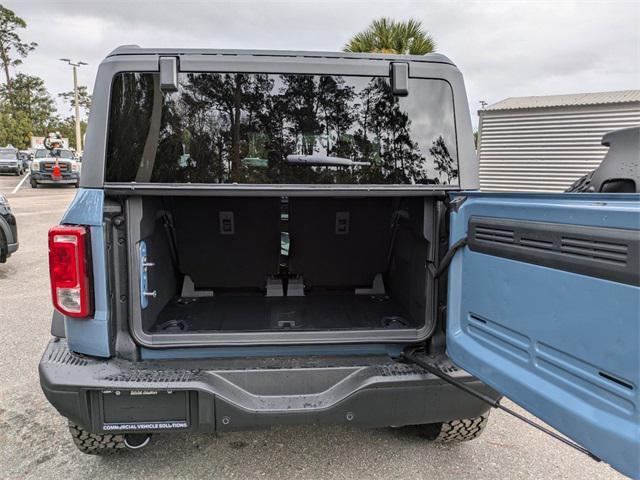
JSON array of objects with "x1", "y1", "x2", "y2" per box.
[{"x1": 0, "y1": 173, "x2": 624, "y2": 480}]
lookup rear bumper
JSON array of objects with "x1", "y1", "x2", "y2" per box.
[{"x1": 39, "y1": 339, "x2": 496, "y2": 434}]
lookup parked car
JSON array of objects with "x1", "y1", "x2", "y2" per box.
[
  {"x1": 30, "y1": 148, "x2": 81, "y2": 188},
  {"x1": 18, "y1": 150, "x2": 33, "y2": 171},
  {"x1": 37, "y1": 47, "x2": 639, "y2": 478},
  {"x1": 0, "y1": 147, "x2": 24, "y2": 175},
  {"x1": 0, "y1": 193, "x2": 18, "y2": 262}
]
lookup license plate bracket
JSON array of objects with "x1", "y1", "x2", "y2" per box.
[{"x1": 100, "y1": 389, "x2": 190, "y2": 432}]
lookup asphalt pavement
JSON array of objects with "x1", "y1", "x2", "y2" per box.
[{"x1": 0, "y1": 173, "x2": 625, "y2": 479}]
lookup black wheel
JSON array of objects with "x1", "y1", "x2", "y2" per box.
[
  {"x1": 411, "y1": 413, "x2": 490, "y2": 443},
  {"x1": 30, "y1": 180, "x2": 38, "y2": 188},
  {"x1": 74, "y1": 181, "x2": 80, "y2": 188},
  {"x1": 68, "y1": 423, "x2": 128, "y2": 455}
]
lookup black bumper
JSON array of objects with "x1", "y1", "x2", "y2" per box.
[{"x1": 39, "y1": 339, "x2": 495, "y2": 435}]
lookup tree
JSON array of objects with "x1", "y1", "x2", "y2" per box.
[
  {"x1": 343, "y1": 18, "x2": 435, "y2": 55},
  {"x1": 0, "y1": 107, "x2": 31, "y2": 148},
  {"x1": 0, "y1": 73, "x2": 55, "y2": 132},
  {"x1": 58, "y1": 86, "x2": 92, "y2": 120},
  {"x1": 0, "y1": 5, "x2": 37, "y2": 93},
  {"x1": 429, "y1": 135, "x2": 458, "y2": 184},
  {"x1": 353, "y1": 78, "x2": 427, "y2": 184}
]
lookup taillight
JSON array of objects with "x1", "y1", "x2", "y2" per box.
[{"x1": 48, "y1": 225, "x2": 93, "y2": 318}]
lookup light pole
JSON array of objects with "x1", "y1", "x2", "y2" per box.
[{"x1": 60, "y1": 58, "x2": 88, "y2": 153}]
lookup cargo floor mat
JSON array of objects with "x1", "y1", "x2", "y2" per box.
[{"x1": 150, "y1": 295, "x2": 414, "y2": 333}]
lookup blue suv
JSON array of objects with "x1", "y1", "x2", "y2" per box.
[{"x1": 38, "y1": 47, "x2": 639, "y2": 478}]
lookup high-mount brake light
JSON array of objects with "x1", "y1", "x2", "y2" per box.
[{"x1": 48, "y1": 225, "x2": 93, "y2": 318}]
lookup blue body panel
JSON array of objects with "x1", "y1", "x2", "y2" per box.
[
  {"x1": 447, "y1": 192, "x2": 640, "y2": 478},
  {"x1": 60, "y1": 189, "x2": 111, "y2": 357}
]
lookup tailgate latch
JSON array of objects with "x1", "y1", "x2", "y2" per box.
[{"x1": 139, "y1": 241, "x2": 157, "y2": 308}]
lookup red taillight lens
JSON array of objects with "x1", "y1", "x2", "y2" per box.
[{"x1": 48, "y1": 225, "x2": 93, "y2": 318}]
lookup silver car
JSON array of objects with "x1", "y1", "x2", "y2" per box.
[{"x1": 0, "y1": 148, "x2": 23, "y2": 176}]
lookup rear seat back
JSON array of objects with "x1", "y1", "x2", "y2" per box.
[
  {"x1": 169, "y1": 197, "x2": 281, "y2": 290},
  {"x1": 288, "y1": 198, "x2": 394, "y2": 289}
]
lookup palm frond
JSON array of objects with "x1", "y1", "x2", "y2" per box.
[{"x1": 343, "y1": 17, "x2": 436, "y2": 55}]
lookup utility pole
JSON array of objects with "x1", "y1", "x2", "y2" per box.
[{"x1": 60, "y1": 58, "x2": 87, "y2": 153}]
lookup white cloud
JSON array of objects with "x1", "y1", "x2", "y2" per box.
[{"x1": 6, "y1": 0, "x2": 640, "y2": 127}]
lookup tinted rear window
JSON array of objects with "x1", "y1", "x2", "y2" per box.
[{"x1": 106, "y1": 72, "x2": 459, "y2": 186}]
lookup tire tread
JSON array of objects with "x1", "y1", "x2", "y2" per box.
[
  {"x1": 68, "y1": 423, "x2": 126, "y2": 455},
  {"x1": 433, "y1": 413, "x2": 490, "y2": 442}
]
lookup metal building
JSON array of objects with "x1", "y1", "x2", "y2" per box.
[{"x1": 477, "y1": 90, "x2": 640, "y2": 192}]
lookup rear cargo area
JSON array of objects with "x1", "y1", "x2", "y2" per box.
[
  {"x1": 153, "y1": 295, "x2": 411, "y2": 333},
  {"x1": 124, "y1": 195, "x2": 440, "y2": 345}
]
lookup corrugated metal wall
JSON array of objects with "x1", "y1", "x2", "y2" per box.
[{"x1": 477, "y1": 102, "x2": 640, "y2": 192}]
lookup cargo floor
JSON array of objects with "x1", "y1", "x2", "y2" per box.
[{"x1": 149, "y1": 295, "x2": 415, "y2": 333}]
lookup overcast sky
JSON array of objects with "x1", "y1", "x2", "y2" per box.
[{"x1": 7, "y1": 0, "x2": 640, "y2": 128}]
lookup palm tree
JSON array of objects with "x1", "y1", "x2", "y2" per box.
[{"x1": 343, "y1": 18, "x2": 436, "y2": 55}]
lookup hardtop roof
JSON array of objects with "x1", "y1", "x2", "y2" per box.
[{"x1": 106, "y1": 45, "x2": 455, "y2": 66}]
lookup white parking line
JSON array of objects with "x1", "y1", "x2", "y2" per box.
[{"x1": 11, "y1": 173, "x2": 30, "y2": 194}]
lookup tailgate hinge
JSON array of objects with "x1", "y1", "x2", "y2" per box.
[{"x1": 159, "y1": 56, "x2": 179, "y2": 91}]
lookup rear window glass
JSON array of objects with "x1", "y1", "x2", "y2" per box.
[{"x1": 106, "y1": 72, "x2": 459, "y2": 186}]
